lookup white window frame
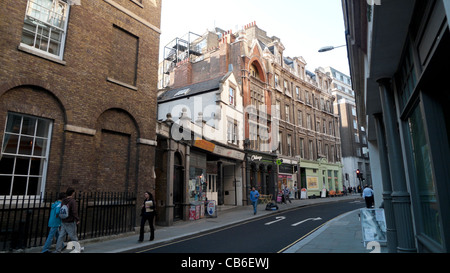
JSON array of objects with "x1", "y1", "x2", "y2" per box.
[
  {"x1": 285, "y1": 105, "x2": 290, "y2": 123},
  {"x1": 1, "y1": 113, "x2": 53, "y2": 197},
  {"x1": 20, "y1": 0, "x2": 70, "y2": 60},
  {"x1": 229, "y1": 87, "x2": 235, "y2": 106},
  {"x1": 227, "y1": 120, "x2": 237, "y2": 145}
]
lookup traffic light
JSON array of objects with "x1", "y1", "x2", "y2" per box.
[{"x1": 356, "y1": 169, "x2": 364, "y2": 180}]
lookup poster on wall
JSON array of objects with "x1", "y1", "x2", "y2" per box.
[{"x1": 306, "y1": 176, "x2": 319, "y2": 190}]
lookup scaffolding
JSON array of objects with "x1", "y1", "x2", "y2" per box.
[{"x1": 162, "y1": 32, "x2": 202, "y2": 76}]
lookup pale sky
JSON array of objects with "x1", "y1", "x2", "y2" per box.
[{"x1": 159, "y1": 0, "x2": 350, "y2": 76}]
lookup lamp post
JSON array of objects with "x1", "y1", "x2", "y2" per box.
[{"x1": 318, "y1": 45, "x2": 346, "y2": 53}]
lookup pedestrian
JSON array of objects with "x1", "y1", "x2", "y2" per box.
[
  {"x1": 249, "y1": 187, "x2": 260, "y2": 215},
  {"x1": 42, "y1": 192, "x2": 66, "y2": 253},
  {"x1": 283, "y1": 184, "x2": 292, "y2": 203},
  {"x1": 139, "y1": 191, "x2": 155, "y2": 242},
  {"x1": 55, "y1": 187, "x2": 80, "y2": 253},
  {"x1": 362, "y1": 184, "x2": 375, "y2": 208},
  {"x1": 294, "y1": 183, "x2": 299, "y2": 199}
]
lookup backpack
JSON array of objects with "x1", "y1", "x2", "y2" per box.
[
  {"x1": 265, "y1": 202, "x2": 279, "y2": 211},
  {"x1": 59, "y1": 204, "x2": 69, "y2": 219}
]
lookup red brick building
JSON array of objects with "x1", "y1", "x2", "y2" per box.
[{"x1": 0, "y1": 0, "x2": 161, "y2": 201}]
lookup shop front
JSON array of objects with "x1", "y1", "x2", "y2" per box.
[
  {"x1": 300, "y1": 159, "x2": 343, "y2": 198},
  {"x1": 188, "y1": 149, "x2": 207, "y2": 203},
  {"x1": 320, "y1": 159, "x2": 343, "y2": 195},
  {"x1": 300, "y1": 160, "x2": 321, "y2": 198},
  {"x1": 277, "y1": 160, "x2": 298, "y2": 199},
  {"x1": 245, "y1": 152, "x2": 276, "y2": 204},
  {"x1": 192, "y1": 139, "x2": 245, "y2": 207}
]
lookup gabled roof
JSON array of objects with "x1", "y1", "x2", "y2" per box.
[{"x1": 157, "y1": 72, "x2": 233, "y2": 103}]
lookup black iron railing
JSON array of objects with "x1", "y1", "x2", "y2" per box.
[{"x1": 0, "y1": 192, "x2": 136, "y2": 251}]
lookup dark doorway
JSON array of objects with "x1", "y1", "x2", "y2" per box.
[{"x1": 173, "y1": 152, "x2": 184, "y2": 221}]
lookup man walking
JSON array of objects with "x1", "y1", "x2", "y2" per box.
[
  {"x1": 55, "y1": 187, "x2": 80, "y2": 252},
  {"x1": 249, "y1": 187, "x2": 260, "y2": 215},
  {"x1": 362, "y1": 185, "x2": 375, "y2": 208}
]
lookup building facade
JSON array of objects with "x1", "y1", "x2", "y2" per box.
[
  {"x1": 259, "y1": 38, "x2": 343, "y2": 199},
  {"x1": 325, "y1": 66, "x2": 371, "y2": 191},
  {"x1": 156, "y1": 72, "x2": 245, "y2": 225},
  {"x1": 158, "y1": 22, "x2": 343, "y2": 212},
  {"x1": 343, "y1": 0, "x2": 450, "y2": 253},
  {"x1": 0, "y1": 0, "x2": 161, "y2": 219}
]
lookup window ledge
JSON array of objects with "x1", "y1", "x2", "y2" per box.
[
  {"x1": 18, "y1": 44, "x2": 66, "y2": 65},
  {"x1": 107, "y1": 77, "x2": 138, "y2": 91}
]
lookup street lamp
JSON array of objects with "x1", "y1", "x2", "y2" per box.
[{"x1": 318, "y1": 45, "x2": 346, "y2": 53}]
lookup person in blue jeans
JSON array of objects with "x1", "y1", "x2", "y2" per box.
[
  {"x1": 250, "y1": 187, "x2": 260, "y2": 215},
  {"x1": 42, "y1": 192, "x2": 66, "y2": 253}
]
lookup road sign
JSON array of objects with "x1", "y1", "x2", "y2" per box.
[{"x1": 206, "y1": 200, "x2": 217, "y2": 218}]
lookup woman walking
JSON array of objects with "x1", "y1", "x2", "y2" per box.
[{"x1": 139, "y1": 191, "x2": 156, "y2": 242}]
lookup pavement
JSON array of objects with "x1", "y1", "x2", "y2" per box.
[{"x1": 23, "y1": 194, "x2": 386, "y2": 254}]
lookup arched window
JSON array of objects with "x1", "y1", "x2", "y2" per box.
[{"x1": 250, "y1": 64, "x2": 260, "y2": 79}]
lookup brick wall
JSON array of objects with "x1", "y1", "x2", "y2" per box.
[{"x1": 0, "y1": 0, "x2": 161, "y2": 202}]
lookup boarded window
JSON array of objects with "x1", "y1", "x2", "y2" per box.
[{"x1": 110, "y1": 26, "x2": 139, "y2": 87}]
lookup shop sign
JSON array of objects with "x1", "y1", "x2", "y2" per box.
[
  {"x1": 360, "y1": 208, "x2": 387, "y2": 247},
  {"x1": 194, "y1": 138, "x2": 245, "y2": 160},
  {"x1": 213, "y1": 145, "x2": 245, "y2": 160},
  {"x1": 279, "y1": 164, "x2": 294, "y2": 174},
  {"x1": 194, "y1": 138, "x2": 215, "y2": 152},
  {"x1": 300, "y1": 188, "x2": 307, "y2": 199},
  {"x1": 251, "y1": 155, "x2": 263, "y2": 161}
]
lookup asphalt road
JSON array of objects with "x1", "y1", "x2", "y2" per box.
[{"x1": 134, "y1": 200, "x2": 365, "y2": 253}]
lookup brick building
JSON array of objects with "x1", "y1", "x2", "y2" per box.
[
  {"x1": 158, "y1": 22, "x2": 343, "y2": 206},
  {"x1": 0, "y1": 0, "x2": 161, "y2": 208}
]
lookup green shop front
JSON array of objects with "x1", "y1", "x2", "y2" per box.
[{"x1": 300, "y1": 158, "x2": 343, "y2": 198}]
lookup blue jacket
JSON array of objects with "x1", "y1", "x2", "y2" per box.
[
  {"x1": 362, "y1": 187, "x2": 374, "y2": 198},
  {"x1": 250, "y1": 190, "x2": 260, "y2": 202},
  {"x1": 48, "y1": 201, "x2": 62, "y2": 228}
]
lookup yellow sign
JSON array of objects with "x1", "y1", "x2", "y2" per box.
[
  {"x1": 306, "y1": 176, "x2": 319, "y2": 190},
  {"x1": 194, "y1": 138, "x2": 215, "y2": 152}
]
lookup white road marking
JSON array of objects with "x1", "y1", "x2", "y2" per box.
[{"x1": 291, "y1": 217, "x2": 322, "y2": 227}]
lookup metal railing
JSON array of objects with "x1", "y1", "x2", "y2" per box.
[{"x1": 0, "y1": 192, "x2": 136, "y2": 252}]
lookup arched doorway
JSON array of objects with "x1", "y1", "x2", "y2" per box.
[{"x1": 173, "y1": 152, "x2": 184, "y2": 220}]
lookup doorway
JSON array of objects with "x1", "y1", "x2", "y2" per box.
[
  {"x1": 173, "y1": 152, "x2": 184, "y2": 221},
  {"x1": 206, "y1": 174, "x2": 218, "y2": 202}
]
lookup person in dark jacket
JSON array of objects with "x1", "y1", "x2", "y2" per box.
[
  {"x1": 55, "y1": 187, "x2": 80, "y2": 252},
  {"x1": 139, "y1": 191, "x2": 156, "y2": 242}
]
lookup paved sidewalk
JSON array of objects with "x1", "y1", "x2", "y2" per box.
[
  {"x1": 283, "y1": 209, "x2": 387, "y2": 253},
  {"x1": 22, "y1": 195, "x2": 377, "y2": 253}
]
